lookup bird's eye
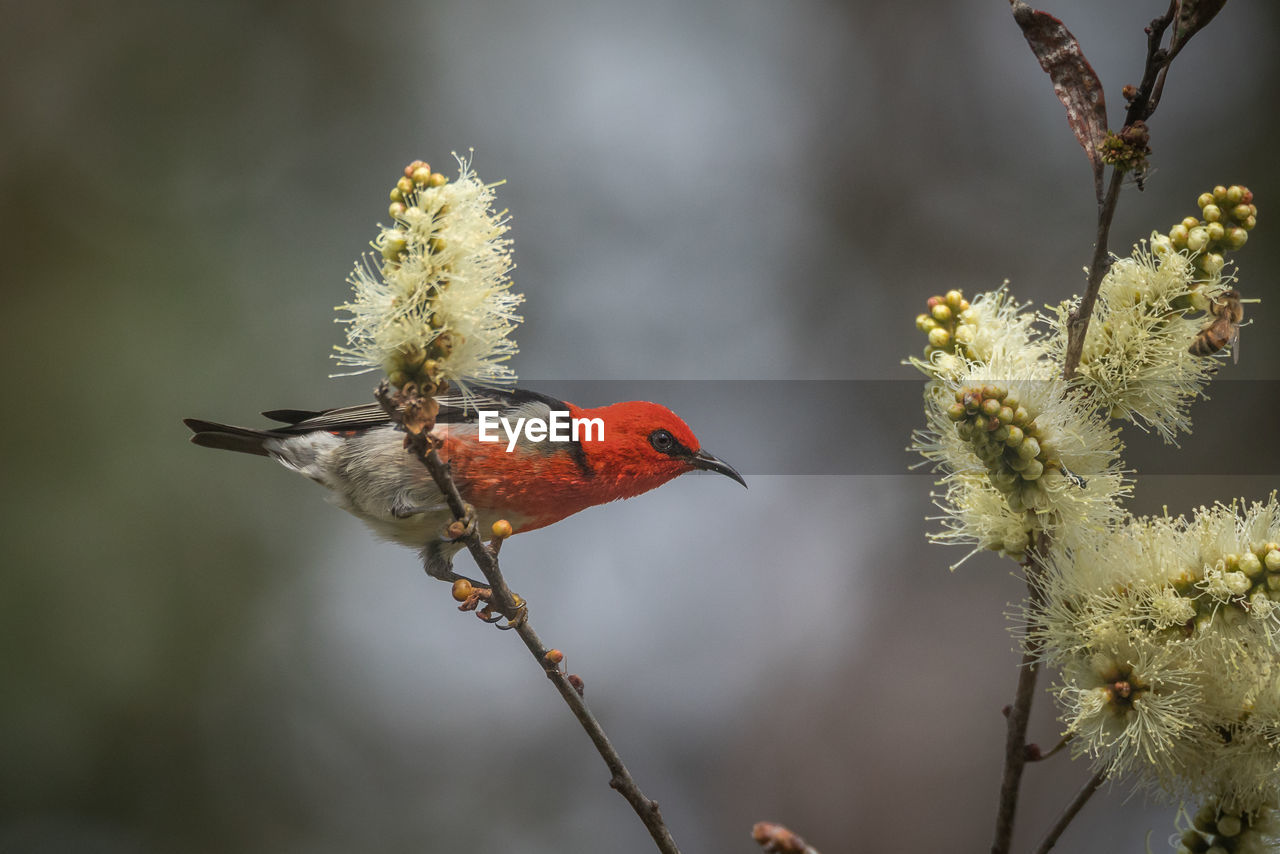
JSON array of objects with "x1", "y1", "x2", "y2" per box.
[{"x1": 649, "y1": 429, "x2": 676, "y2": 454}]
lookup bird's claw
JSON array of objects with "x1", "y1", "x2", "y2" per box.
[
  {"x1": 454, "y1": 581, "x2": 528, "y2": 630},
  {"x1": 442, "y1": 505, "x2": 478, "y2": 542}
]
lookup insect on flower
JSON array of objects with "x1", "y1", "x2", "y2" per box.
[{"x1": 1189, "y1": 288, "x2": 1244, "y2": 362}]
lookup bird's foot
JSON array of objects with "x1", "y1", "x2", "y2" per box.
[
  {"x1": 451, "y1": 578, "x2": 527, "y2": 630},
  {"x1": 441, "y1": 504, "x2": 478, "y2": 542}
]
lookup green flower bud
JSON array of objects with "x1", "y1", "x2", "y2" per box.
[
  {"x1": 1179, "y1": 828, "x2": 1209, "y2": 852},
  {"x1": 380, "y1": 230, "x2": 408, "y2": 260},
  {"x1": 1004, "y1": 425, "x2": 1024, "y2": 447},
  {"x1": 1232, "y1": 204, "x2": 1252, "y2": 223},
  {"x1": 1265, "y1": 549, "x2": 1280, "y2": 571},
  {"x1": 1187, "y1": 225, "x2": 1210, "y2": 253},
  {"x1": 947, "y1": 402, "x2": 967, "y2": 421},
  {"x1": 931, "y1": 303, "x2": 952, "y2": 322},
  {"x1": 1183, "y1": 216, "x2": 1202, "y2": 231},
  {"x1": 1197, "y1": 192, "x2": 1216, "y2": 209},
  {"x1": 1200, "y1": 253, "x2": 1224, "y2": 276},
  {"x1": 982, "y1": 398, "x2": 1002, "y2": 418},
  {"x1": 997, "y1": 406, "x2": 1014, "y2": 424},
  {"x1": 945, "y1": 289, "x2": 964, "y2": 308},
  {"x1": 1202, "y1": 203, "x2": 1222, "y2": 223},
  {"x1": 1021, "y1": 459, "x2": 1044, "y2": 480},
  {"x1": 1206, "y1": 221, "x2": 1225, "y2": 242},
  {"x1": 1215, "y1": 814, "x2": 1242, "y2": 838},
  {"x1": 1212, "y1": 185, "x2": 1229, "y2": 202},
  {"x1": 1003, "y1": 530, "x2": 1030, "y2": 554},
  {"x1": 1238, "y1": 551, "x2": 1263, "y2": 577},
  {"x1": 1170, "y1": 223, "x2": 1190, "y2": 246},
  {"x1": 928, "y1": 327, "x2": 950, "y2": 348},
  {"x1": 1018, "y1": 437, "x2": 1040, "y2": 460},
  {"x1": 992, "y1": 470, "x2": 1019, "y2": 492},
  {"x1": 1225, "y1": 185, "x2": 1244, "y2": 205}
]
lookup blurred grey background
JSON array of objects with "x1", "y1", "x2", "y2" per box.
[{"x1": 3, "y1": 1, "x2": 1278, "y2": 852}]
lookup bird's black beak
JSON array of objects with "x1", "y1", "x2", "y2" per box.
[{"x1": 689, "y1": 449, "x2": 747, "y2": 488}]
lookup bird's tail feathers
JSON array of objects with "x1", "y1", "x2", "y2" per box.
[{"x1": 184, "y1": 418, "x2": 281, "y2": 457}]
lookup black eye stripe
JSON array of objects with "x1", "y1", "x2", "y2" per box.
[{"x1": 648, "y1": 429, "x2": 689, "y2": 457}]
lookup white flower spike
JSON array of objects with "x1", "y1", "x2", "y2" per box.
[{"x1": 335, "y1": 155, "x2": 524, "y2": 400}]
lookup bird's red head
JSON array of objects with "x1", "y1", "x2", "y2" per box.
[{"x1": 572, "y1": 400, "x2": 746, "y2": 500}]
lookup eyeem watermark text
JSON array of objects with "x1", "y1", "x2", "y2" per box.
[{"x1": 477, "y1": 410, "x2": 604, "y2": 452}]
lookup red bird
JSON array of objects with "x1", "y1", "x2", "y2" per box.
[{"x1": 185, "y1": 387, "x2": 744, "y2": 580}]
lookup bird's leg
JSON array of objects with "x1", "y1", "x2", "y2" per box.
[
  {"x1": 427, "y1": 505, "x2": 528, "y2": 629},
  {"x1": 422, "y1": 539, "x2": 485, "y2": 589}
]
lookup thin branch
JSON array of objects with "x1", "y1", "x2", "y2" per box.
[
  {"x1": 1062, "y1": 166, "x2": 1126, "y2": 380},
  {"x1": 752, "y1": 822, "x2": 822, "y2": 854},
  {"x1": 1027, "y1": 732, "x2": 1074, "y2": 762},
  {"x1": 990, "y1": 533, "x2": 1050, "y2": 854},
  {"x1": 1062, "y1": 1, "x2": 1178, "y2": 381},
  {"x1": 1032, "y1": 769, "x2": 1107, "y2": 854},
  {"x1": 376, "y1": 383, "x2": 682, "y2": 854},
  {"x1": 991, "y1": 649, "x2": 1042, "y2": 854}
]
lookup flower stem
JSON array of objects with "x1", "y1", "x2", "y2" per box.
[
  {"x1": 1062, "y1": 167, "x2": 1126, "y2": 381},
  {"x1": 1032, "y1": 770, "x2": 1107, "y2": 854}
]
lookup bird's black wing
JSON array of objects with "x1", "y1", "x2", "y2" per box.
[{"x1": 259, "y1": 387, "x2": 571, "y2": 434}]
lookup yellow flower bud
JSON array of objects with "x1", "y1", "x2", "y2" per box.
[{"x1": 1186, "y1": 225, "x2": 1210, "y2": 253}]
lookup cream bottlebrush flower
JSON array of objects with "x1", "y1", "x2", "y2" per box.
[
  {"x1": 334, "y1": 156, "x2": 524, "y2": 398},
  {"x1": 1029, "y1": 498, "x2": 1280, "y2": 812},
  {"x1": 1049, "y1": 239, "x2": 1229, "y2": 443},
  {"x1": 913, "y1": 347, "x2": 1127, "y2": 562},
  {"x1": 910, "y1": 286, "x2": 1048, "y2": 383}
]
